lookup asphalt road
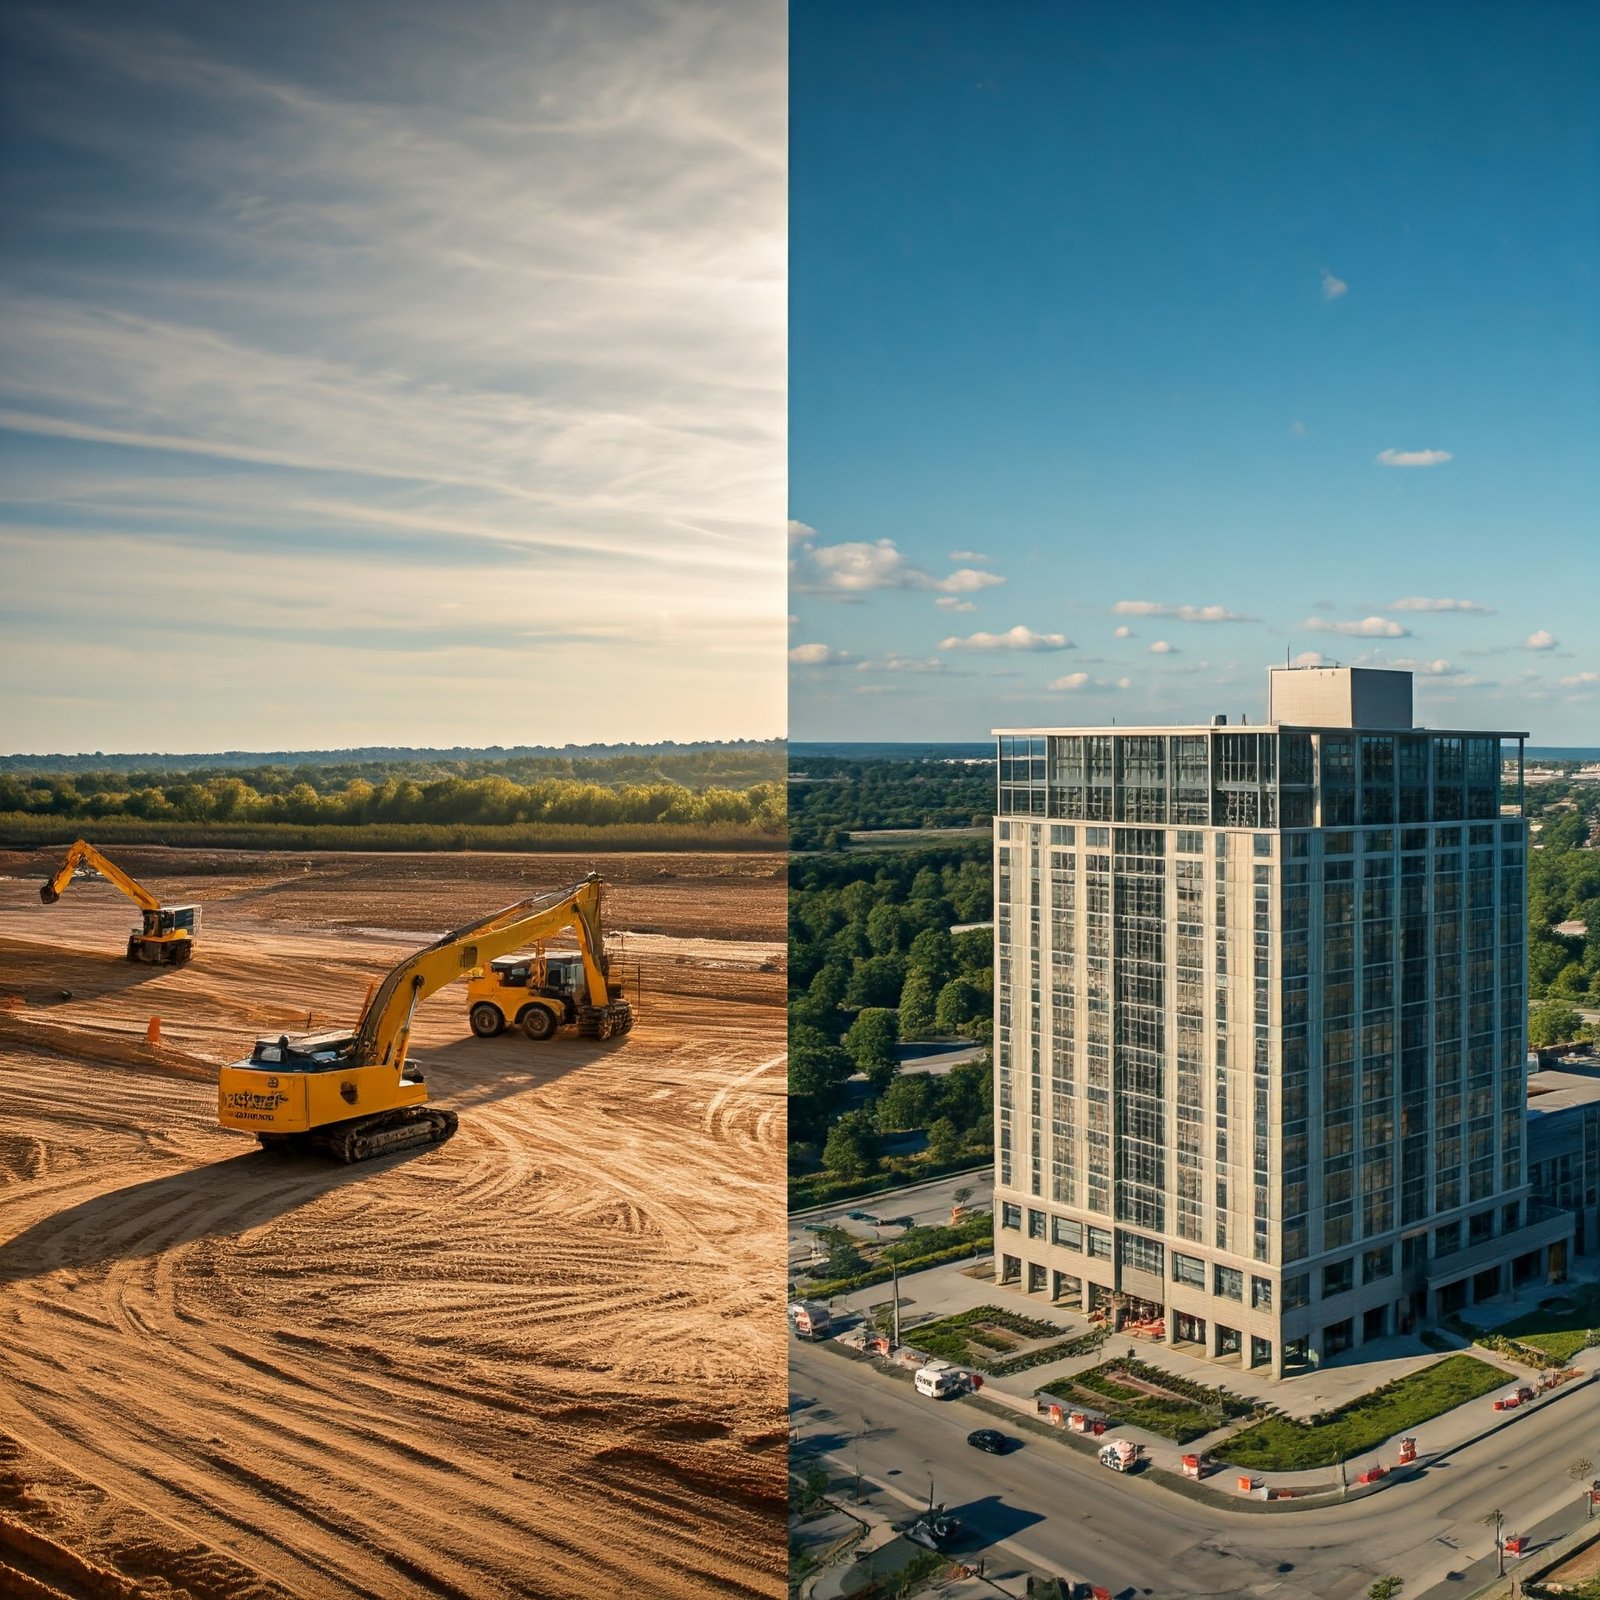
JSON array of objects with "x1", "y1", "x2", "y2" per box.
[
  {"x1": 788, "y1": 1168, "x2": 995, "y2": 1278},
  {"x1": 791, "y1": 1338, "x2": 1600, "y2": 1599}
]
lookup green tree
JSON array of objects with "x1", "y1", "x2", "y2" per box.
[
  {"x1": 927, "y1": 1116, "x2": 963, "y2": 1163},
  {"x1": 897, "y1": 967, "x2": 939, "y2": 1038},
  {"x1": 845, "y1": 1007, "x2": 899, "y2": 1091},
  {"x1": 876, "y1": 1073, "x2": 939, "y2": 1132},
  {"x1": 1530, "y1": 999, "x2": 1585, "y2": 1050},
  {"x1": 934, "y1": 975, "x2": 988, "y2": 1035},
  {"x1": 907, "y1": 927, "x2": 955, "y2": 989},
  {"x1": 822, "y1": 1111, "x2": 881, "y2": 1180},
  {"x1": 845, "y1": 953, "x2": 906, "y2": 1010}
]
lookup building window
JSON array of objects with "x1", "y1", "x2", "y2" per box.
[
  {"x1": 1362, "y1": 1246, "x2": 1394, "y2": 1284},
  {"x1": 1172, "y1": 1252, "x2": 1205, "y2": 1289},
  {"x1": 1087, "y1": 1226, "x2": 1113, "y2": 1260},
  {"x1": 1052, "y1": 1215, "x2": 1083, "y2": 1250},
  {"x1": 1468, "y1": 1209, "x2": 1495, "y2": 1246},
  {"x1": 1118, "y1": 1232, "x2": 1164, "y2": 1277},
  {"x1": 1434, "y1": 1221, "x2": 1462, "y2": 1258},
  {"x1": 1283, "y1": 1273, "x2": 1310, "y2": 1309},
  {"x1": 1001, "y1": 1203, "x2": 1022, "y2": 1231},
  {"x1": 1250, "y1": 1275, "x2": 1272, "y2": 1310},
  {"x1": 1322, "y1": 1260, "x2": 1353, "y2": 1297},
  {"x1": 1028, "y1": 1208, "x2": 1047, "y2": 1240},
  {"x1": 1215, "y1": 1265, "x2": 1243, "y2": 1301},
  {"x1": 1502, "y1": 1201, "x2": 1521, "y2": 1234}
]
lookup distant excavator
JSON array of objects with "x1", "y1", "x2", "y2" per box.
[
  {"x1": 40, "y1": 839, "x2": 200, "y2": 965},
  {"x1": 217, "y1": 873, "x2": 626, "y2": 1163}
]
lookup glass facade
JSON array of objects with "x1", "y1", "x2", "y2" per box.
[{"x1": 992, "y1": 708, "x2": 1535, "y2": 1378}]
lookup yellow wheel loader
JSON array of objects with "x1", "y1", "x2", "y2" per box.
[
  {"x1": 40, "y1": 839, "x2": 199, "y2": 965},
  {"x1": 217, "y1": 874, "x2": 625, "y2": 1162},
  {"x1": 462, "y1": 873, "x2": 631, "y2": 1042}
]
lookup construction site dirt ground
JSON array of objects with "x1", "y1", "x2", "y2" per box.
[{"x1": 0, "y1": 846, "x2": 787, "y2": 1600}]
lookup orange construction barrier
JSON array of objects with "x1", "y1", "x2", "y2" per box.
[
  {"x1": 146, "y1": 1016, "x2": 161, "y2": 1046},
  {"x1": 1397, "y1": 1438, "x2": 1416, "y2": 1465}
]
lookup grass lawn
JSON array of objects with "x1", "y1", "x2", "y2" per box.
[
  {"x1": 907, "y1": 1304, "x2": 1066, "y2": 1367},
  {"x1": 1492, "y1": 1284, "x2": 1600, "y2": 1363},
  {"x1": 1223, "y1": 1354, "x2": 1505, "y2": 1472}
]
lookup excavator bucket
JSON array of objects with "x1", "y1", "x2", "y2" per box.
[{"x1": 40, "y1": 881, "x2": 61, "y2": 904}]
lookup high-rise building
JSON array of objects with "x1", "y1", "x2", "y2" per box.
[{"x1": 991, "y1": 666, "x2": 1572, "y2": 1378}]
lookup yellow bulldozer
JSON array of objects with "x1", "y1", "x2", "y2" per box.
[{"x1": 40, "y1": 839, "x2": 199, "y2": 965}]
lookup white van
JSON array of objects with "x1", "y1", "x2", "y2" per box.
[{"x1": 914, "y1": 1364, "x2": 968, "y2": 1399}]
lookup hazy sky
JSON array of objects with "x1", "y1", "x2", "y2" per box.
[
  {"x1": 790, "y1": 1, "x2": 1599, "y2": 744},
  {"x1": 0, "y1": 0, "x2": 784, "y2": 753}
]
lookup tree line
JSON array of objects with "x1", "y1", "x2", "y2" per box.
[
  {"x1": 0, "y1": 766, "x2": 783, "y2": 833},
  {"x1": 1527, "y1": 777, "x2": 1600, "y2": 1047},
  {"x1": 788, "y1": 756, "x2": 995, "y2": 850}
]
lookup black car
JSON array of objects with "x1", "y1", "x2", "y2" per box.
[{"x1": 966, "y1": 1428, "x2": 1011, "y2": 1454}]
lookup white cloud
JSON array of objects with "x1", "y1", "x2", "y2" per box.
[
  {"x1": 797, "y1": 537, "x2": 1006, "y2": 598},
  {"x1": 1522, "y1": 630, "x2": 1558, "y2": 652},
  {"x1": 1148, "y1": 640, "x2": 1178, "y2": 654},
  {"x1": 1113, "y1": 601, "x2": 1254, "y2": 624},
  {"x1": 1389, "y1": 597, "x2": 1492, "y2": 614},
  {"x1": 1376, "y1": 448, "x2": 1453, "y2": 468},
  {"x1": 1321, "y1": 268, "x2": 1348, "y2": 300},
  {"x1": 941, "y1": 626, "x2": 1072, "y2": 653},
  {"x1": 1051, "y1": 673, "x2": 1131, "y2": 692},
  {"x1": 1291, "y1": 651, "x2": 1331, "y2": 667},
  {"x1": 1305, "y1": 616, "x2": 1410, "y2": 638},
  {"x1": 857, "y1": 655, "x2": 945, "y2": 675},
  {"x1": 1113, "y1": 625, "x2": 1134, "y2": 639},
  {"x1": 788, "y1": 520, "x2": 817, "y2": 546},
  {"x1": 1559, "y1": 671, "x2": 1600, "y2": 688},
  {"x1": 936, "y1": 596, "x2": 976, "y2": 613},
  {"x1": 788, "y1": 642, "x2": 847, "y2": 666},
  {"x1": 949, "y1": 549, "x2": 989, "y2": 563}
]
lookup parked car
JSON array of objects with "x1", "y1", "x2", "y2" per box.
[
  {"x1": 966, "y1": 1429, "x2": 1011, "y2": 1454},
  {"x1": 845, "y1": 1210, "x2": 878, "y2": 1223},
  {"x1": 800, "y1": 1222, "x2": 828, "y2": 1233}
]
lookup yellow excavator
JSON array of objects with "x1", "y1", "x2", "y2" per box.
[
  {"x1": 40, "y1": 839, "x2": 200, "y2": 965},
  {"x1": 217, "y1": 874, "x2": 623, "y2": 1163},
  {"x1": 464, "y1": 873, "x2": 632, "y2": 1042}
]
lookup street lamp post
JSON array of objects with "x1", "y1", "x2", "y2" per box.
[{"x1": 1483, "y1": 1509, "x2": 1505, "y2": 1578}]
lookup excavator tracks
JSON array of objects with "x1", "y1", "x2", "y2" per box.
[{"x1": 257, "y1": 1107, "x2": 459, "y2": 1164}]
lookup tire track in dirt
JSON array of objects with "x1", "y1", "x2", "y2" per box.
[{"x1": 0, "y1": 852, "x2": 785, "y2": 1599}]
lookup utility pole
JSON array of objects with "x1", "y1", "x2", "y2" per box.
[
  {"x1": 1483, "y1": 1509, "x2": 1505, "y2": 1578},
  {"x1": 891, "y1": 1254, "x2": 901, "y2": 1349}
]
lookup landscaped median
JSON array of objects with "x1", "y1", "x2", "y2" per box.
[
  {"x1": 1220, "y1": 1354, "x2": 1506, "y2": 1471},
  {"x1": 1040, "y1": 1357, "x2": 1257, "y2": 1444},
  {"x1": 894, "y1": 1304, "x2": 1108, "y2": 1378}
]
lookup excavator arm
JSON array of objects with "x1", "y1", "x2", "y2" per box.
[
  {"x1": 351, "y1": 874, "x2": 611, "y2": 1071},
  {"x1": 40, "y1": 840, "x2": 162, "y2": 911}
]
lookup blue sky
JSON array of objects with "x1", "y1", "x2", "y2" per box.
[
  {"x1": 0, "y1": 1, "x2": 784, "y2": 753},
  {"x1": 789, "y1": 1, "x2": 1600, "y2": 744}
]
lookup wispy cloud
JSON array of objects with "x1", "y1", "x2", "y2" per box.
[
  {"x1": 936, "y1": 596, "x2": 977, "y2": 613},
  {"x1": 1389, "y1": 596, "x2": 1492, "y2": 614},
  {"x1": 941, "y1": 626, "x2": 1071, "y2": 652},
  {"x1": 1051, "y1": 672, "x2": 1131, "y2": 692},
  {"x1": 795, "y1": 537, "x2": 1006, "y2": 599},
  {"x1": 1305, "y1": 615, "x2": 1410, "y2": 638},
  {"x1": 1320, "y1": 268, "x2": 1348, "y2": 300},
  {"x1": 1113, "y1": 600, "x2": 1255, "y2": 624},
  {"x1": 1289, "y1": 420, "x2": 1307, "y2": 437},
  {"x1": 0, "y1": 1, "x2": 785, "y2": 748},
  {"x1": 1522, "y1": 630, "x2": 1559, "y2": 651},
  {"x1": 949, "y1": 549, "x2": 988, "y2": 563},
  {"x1": 1560, "y1": 671, "x2": 1600, "y2": 689},
  {"x1": 856, "y1": 655, "x2": 945, "y2": 674},
  {"x1": 1376, "y1": 448, "x2": 1453, "y2": 467}
]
